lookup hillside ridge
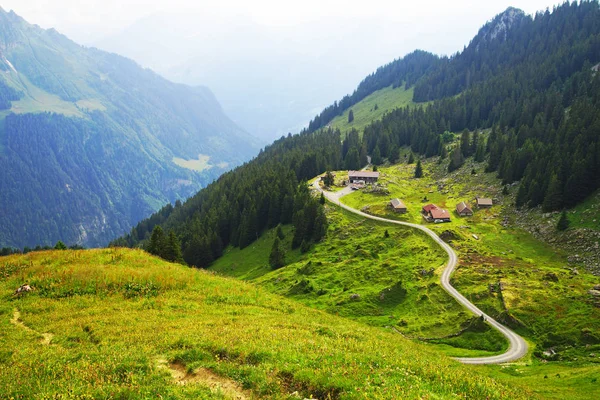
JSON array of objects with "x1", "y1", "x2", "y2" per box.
[{"x1": 0, "y1": 8, "x2": 260, "y2": 248}]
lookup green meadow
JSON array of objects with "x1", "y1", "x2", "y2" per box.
[
  {"x1": 0, "y1": 248, "x2": 530, "y2": 399},
  {"x1": 328, "y1": 85, "x2": 417, "y2": 135},
  {"x1": 212, "y1": 154, "x2": 600, "y2": 399}
]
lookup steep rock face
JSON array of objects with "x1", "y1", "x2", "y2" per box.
[
  {"x1": 0, "y1": 8, "x2": 260, "y2": 248},
  {"x1": 475, "y1": 7, "x2": 527, "y2": 46}
]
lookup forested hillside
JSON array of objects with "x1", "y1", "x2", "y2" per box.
[
  {"x1": 0, "y1": 8, "x2": 260, "y2": 248},
  {"x1": 112, "y1": 130, "x2": 341, "y2": 267},
  {"x1": 118, "y1": 2, "x2": 600, "y2": 267},
  {"x1": 311, "y1": 1, "x2": 600, "y2": 211}
]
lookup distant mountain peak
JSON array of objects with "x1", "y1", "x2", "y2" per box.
[{"x1": 476, "y1": 7, "x2": 527, "y2": 46}]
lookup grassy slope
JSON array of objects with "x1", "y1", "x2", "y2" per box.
[
  {"x1": 213, "y1": 152, "x2": 600, "y2": 399},
  {"x1": 327, "y1": 85, "x2": 415, "y2": 134},
  {"x1": 568, "y1": 189, "x2": 600, "y2": 230},
  {"x1": 213, "y1": 207, "x2": 508, "y2": 357},
  {"x1": 337, "y1": 156, "x2": 600, "y2": 399},
  {"x1": 0, "y1": 69, "x2": 86, "y2": 118},
  {"x1": 339, "y1": 157, "x2": 600, "y2": 353},
  {"x1": 0, "y1": 249, "x2": 528, "y2": 399}
]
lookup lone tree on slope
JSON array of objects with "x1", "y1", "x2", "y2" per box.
[{"x1": 414, "y1": 159, "x2": 423, "y2": 178}]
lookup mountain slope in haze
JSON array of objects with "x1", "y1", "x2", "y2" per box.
[
  {"x1": 0, "y1": 8, "x2": 260, "y2": 248},
  {"x1": 94, "y1": 14, "x2": 455, "y2": 141}
]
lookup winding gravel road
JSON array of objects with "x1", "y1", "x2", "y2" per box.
[{"x1": 314, "y1": 179, "x2": 528, "y2": 365}]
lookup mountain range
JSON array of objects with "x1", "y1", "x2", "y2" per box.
[
  {"x1": 93, "y1": 13, "x2": 468, "y2": 141},
  {"x1": 121, "y1": 2, "x2": 600, "y2": 264},
  {"x1": 0, "y1": 7, "x2": 260, "y2": 248}
]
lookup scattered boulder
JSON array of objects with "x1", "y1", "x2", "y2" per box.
[
  {"x1": 419, "y1": 268, "x2": 435, "y2": 277},
  {"x1": 350, "y1": 293, "x2": 361, "y2": 301},
  {"x1": 544, "y1": 272, "x2": 559, "y2": 282},
  {"x1": 439, "y1": 230, "x2": 461, "y2": 243},
  {"x1": 472, "y1": 234, "x2": 480, "y2": 240},
  {"x1": 14, "y1": 284, "x2": 33, "y2": 296},
  {"x1": 594, "y1": 284, "x2": 600, "y2": 291},
  {"x1": 588, "y1": 289, "x2": 600, "y2": 297}
]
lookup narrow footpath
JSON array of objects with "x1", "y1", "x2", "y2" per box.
[{"x1": 313, "y1": 178, "x2": 528, "y2": 365}]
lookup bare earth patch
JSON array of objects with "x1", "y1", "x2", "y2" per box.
[
  {"x1": 157, "y1": 358, "x2": 249, "y2": 399},
  {"x1": 10, "y1": 309, "x2": 54, "y2": 345}
]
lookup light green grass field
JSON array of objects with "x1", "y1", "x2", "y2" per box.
[
  {"x1": 328, "y1": 85, "x2": 417, "y2": 134},
  {"x1": 213, "y1": 206, "x2": 509, "y2": 358},
  {"x1": 211, "y1": 153, "x2": 600, "y2": 398},
  {"x1": 339, "y1": 157, "x2": 600, "y2": 352},
  {"x1": 0, "y1": 71, "x2": 85, "y2": 118},
  {"x1": 0, "y1": 248, "x2": 530, "y2": 399}
]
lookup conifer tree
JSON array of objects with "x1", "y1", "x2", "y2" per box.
[
  {"x1": 292, "y1": 210, "x2": 306, "y2": 249},
  {"x1": 276, "y1": 224, "x2": 285, "y2": 240},
  {"x1": 471, "y1": 130, "x2": 479, "y2": 156},
  {"x1": 460, "y1": 129, "x2": 471, "y2": 158},
  {"x1": 542, "y1": 174, "x2": 563, "y2": 212},
  {"x1": 345, "y1": 148, "x2": 360, "y2": 170},
  {"x1": 557, "y1": 210, "x2": 569, "y2": 231},
  {"x1": 165, "y1": 230, "x2": 184, "y2": 263},
  {"x1": 269, "y1": 237, "x2": 286, "y2": 269},
  {"x1": 407, "y1": 152, "x2": 415, "y2": 164},
  {"x1": 388, "y1": 145, "x2": 399, "y2": 164},
  {"x1": 359, "y1": 141, "x2": 369, "y2": 166},
  {"x1": 474, "y1": 139, "x2": 486, "y2": 162},
  {"x1": 448, "y1": 148, "x2": 464, "y2": 172},
  {"x1": 371, "y1": 146, "x2": 382, "y2": 166},
  {"x1": 300, "y1": 239, "x2": 311, "y2": 254},
  {"x1": 414, "y1": 159, "x2": 423, "y2": 178},
  {"x1": 312, "y1": 207, "x2": 328, "y2": 242},
  {"x1": 439, "y1": 143, "x2": 448, "y2": 160},
  {"x1": 348, "y1": 109, "x2": 354, "y2": 123},
  {"x1": 515, "y1": 182, "x2": 528, "y2": 208},
  {"x1": 54, "y1": 241, "x2": 67, "y2": 250},
  {"x1": 323, "y1": 171, "x2": 335, "y2": 186},
  {"x1": 147, "y1": 226, "x2": 166, "y2": 257},
  {"x1": 319, "y1": 192, "x2": 325, "y2": 205}
]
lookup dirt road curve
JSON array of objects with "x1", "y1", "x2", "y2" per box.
[{"x1": 314, "y1": 179, "x2": 528, "y2": 364}]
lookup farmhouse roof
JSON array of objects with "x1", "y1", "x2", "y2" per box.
[
  {"x1": 348, "y1": 170, "x2": 379, "y2": 178},
  {"x1": 422, "y1": 204, "x2": 438, "y2": 213},
  {"x1": 476, "y1": 197, "x2": 493, "y2": 206},
  {"x1": 430, "y1": 208, "x2": 450, "y2": 219},
  {"x1": 456, "y1": 201, "x2": 473, "y2": 213},
  {"x1": 390, "y1": 198, "x2": 406, "y2": 209}
]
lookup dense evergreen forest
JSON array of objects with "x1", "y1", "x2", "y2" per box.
[
  {"x1": 118, "y1": 1, "x2": 600, "y2": 265},
  {"x1": 0, "y1": 79, "x2": 21, "y2": 109},
  {"x1": 112, "y1": 130, "x2": 341, "y2": 267},
  {"x1": 312, "y1": 1, "x2": 600, "y2": 211}
]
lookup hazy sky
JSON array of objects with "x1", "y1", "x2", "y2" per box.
[{"x1": 3, "y1": 0, "x2": 561, "y2": 48}]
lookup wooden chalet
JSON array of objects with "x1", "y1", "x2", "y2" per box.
[
  {"x1": 348, "y1": 170, "x2": 379, "y2": 184},
  {"x1": 389, "y1": 198, "x2": 407, "y2": 213},
  {"x1": 421, "y1": 204, "x2": 451, "y2": 223},
  {"x1": 476, "y1": 197, "x2": 493, "y2": 208},
  {"x1": 456, "y1": 201, "x2": 473, "y2": 216}
]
